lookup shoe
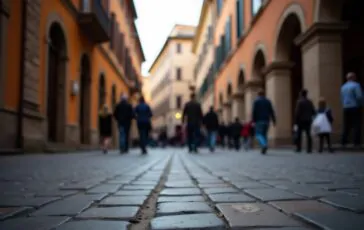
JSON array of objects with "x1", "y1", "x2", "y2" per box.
[{"x1": 261, "y1": 147, "x2": 267, "y2": 154}]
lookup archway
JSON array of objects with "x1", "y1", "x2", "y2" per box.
[
  {"x1": 252, "y1": 50, "x2": 266, "y2": 91},
  {"x1": 276, "y1": 13, "x2": 303, "y2": 126},
  {"x1": 47, "y1": 22, "x2": 67, "y2": 142},
  {"x1": 98, "y1": 74, "x2": 106, "y2": 110},
  {"x1": 226, "y1": 83, "x2": 233, "y2": 123},
  {"x1": 79, "y1": 55, "x2": 91, "y2": 144},
  {"x1": 237, "y1": 70, "x2": 245, "y2": 89}
]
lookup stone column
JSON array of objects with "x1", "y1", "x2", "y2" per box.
[
  {"x1": 265, "y1": 61, "x2": 294, "y2": 146},
  {"x1": 223, "y1": 102, "x2": 232, "y2": 123},
  {"x1": 0, "y1": 0, "x2": 10, "y2": 108},
  {"x1": 232, "y1": 92, "x2": 245, "y2": 121},
  {"x1": 243, "y1": 80, "x2": 262, "y2": 121},
  {"x1": 295, "y1": 23, "x2": 347, "y2": 138}
]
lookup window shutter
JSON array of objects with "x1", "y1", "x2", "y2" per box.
[
  {"x1": 236, "y1": 0, "x2": 244, "y2": 39},
  {"x1": 113, "y1": 21, "x2": 119, "y2": 52},
  {"x1": 217, "y1": 0, "x2": 223, "y2": 16},
  {"x1": 109, "y1": 13, "x2": 115, "y2": 49}
]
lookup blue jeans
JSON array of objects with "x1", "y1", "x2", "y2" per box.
[
  {"x1": 118, "y1": 124, "x2": 130, "y2": 151},
  {"x1": 255, "y1": 122, "x2": 269, "y2": 148},
  {"x1": 187, "y1": 124, "x2": 199, "y2": 151},
  {"x1": 207, "y1": 131, "x2": 217, "y2": 150}
]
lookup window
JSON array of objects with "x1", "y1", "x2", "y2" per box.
[
  {"x1": 177, "y1": 43, "x2": 182, "y2": 53},
  {"x1": 176, "y1": 96, "x2": 182, "y2": 109},
  {"x1": 236, "y1": 0, "x2": 244, "y2": 38},
  {"x1": 176, "y1": 68, "x2": 182, "y2": 80},
  {"x1": 109, "y1": 14, "x2": 116, "y2": 49},
  {"x1": 217, "y1": 0, "x2": 223, "y2": 16},
  {"x1": 251, "y1": 0, "x2": 263, "y2": 16}
]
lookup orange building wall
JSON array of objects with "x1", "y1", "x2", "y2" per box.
[
  {"x1": 4, "y1": 0, "x2": 22, "y2": 110},
  {"x1": 214, "y1": 0, "x2": 315, "y2": 102}
]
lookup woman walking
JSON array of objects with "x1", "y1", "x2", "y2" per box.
[{"x1": 99, "y1": 104, "x2": 112, "y2": 154}]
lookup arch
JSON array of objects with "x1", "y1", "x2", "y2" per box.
[
  {"x1": 98, "y1": 73, "x2": 106, "y2": 110},
  {"x1": 219, "y1": 92, "x2": 223, "y2": 107},
  {"x1": 79, "y1": 54, "x2": 91, "y2": 144},
  {"x1": 251, "y1": 47, "x2": 267, "y2": 83},
  {"x1": 226, "y1": 82, "x2": 233, "y2": 98},
  {"x1": 237, "y1": 66, "x2": 246, "y2": 86},
  {"x1": 46, "y1": 21, "x2": 68, "y2": 142},
  {"x1": 273, "y1": 3, "x2": 306, "y2": 60}
]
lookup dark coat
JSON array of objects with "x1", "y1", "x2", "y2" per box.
[
  {"x1": 252, "y1": 96, "x2": 276, "y2": 123},
  {"x1": 230, "y1": 121, "x2": 243, "y2": 137},
  {"x1": 99, "y1": 114, "x2": 112, "y2": 137},
  {"x1": 295, "y1": 97, "x2": 316, "y2": 124},
  {"x1": 203, "y1": 111, "x2": 219, "y2": 131},
  {"x1": 113, "y1": 100, "x2": 134, "y2": 126},
  {"x1": 183, "y1": 100, "x2": 203, "y2": 126}
]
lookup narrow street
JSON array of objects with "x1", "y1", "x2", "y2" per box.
[{"x1": 0, "y1": 149, "x2": 363, "y2": 229}]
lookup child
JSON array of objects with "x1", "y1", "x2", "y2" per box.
[
  {"x1": 98, "y1": 104, "x2": 112, "y2": 154},
  {"x1": 241, "y1": 121, "x2": 252, "y2": 150},
  {"x1": 316, "y1": 98, "x2": 334, "y2": 153}
]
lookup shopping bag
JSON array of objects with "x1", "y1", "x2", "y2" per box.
[{"x1": 311, "y1": 113, "x2": 332, "y2": 135}]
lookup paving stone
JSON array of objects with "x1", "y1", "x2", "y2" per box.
[
  {"x1": 208, "y1": 194, "x2": 255, "y2": 203},
  {"x1": 216, "y1": 203, "x2": 302, "y2": 229},
  {"x1": 157, "y1": 202, "x2": 212, "y2": 216},
  {"x1": 165, "y1": 181, "x2": 196, "y2": 188},
  {"x1": 158, "y1": 196, "x2": 205, "y2": 203},
  {"x1": 232, "y1": 181, "x2": 270, "y2": 189},
  {"x1": 77, "y1": 207, "x2": 139, "y2": 220},
  {"x1": 277, "y1": 184, "x2": 334, "y2": 198},
  {"x1": 31, "y1": 194, "x2": 101, "y2": 216},
  {"x1": 222, "y1": 176, "x2": 254, "y2": 182},
  {"x1": 0, "y1": 216, "x2": 69, "y2": 230},
  {"x1": 106, "y1": 180, "x2": 132, "y2": 184},
  {"x1": 203, "y1": 187, "x2": 239, "y2": 194},
  {"x1": 198, "y1": 183, "x2": 230, "y2": 188},
  {"x1": 151, "y1": 213, "x2": 225, "y2": 230},
  {"x1": 196, "y1": 179, "x2": 224, "y2": 184},
  {"x1": 86, "y1": 184, "x2": 121, "y2": 194},
  {"x1": 294, "y1": 210, "x2": 364, "y2": 230},
  {"x1": 114, "y1": 190, "x2": 152, "y2": 196},
  {"x1": 0, "y1": 207, "x2": 33, "y2": 220},
  {"x1": 122, "y1": 185, "x2": 155, "y2": 190},
  {"x1": 60, "y1": 181, "x2": 99, "y2": 190},
  {"x1": 56, "y1": 220, "x2": 129, "y2": 230},
  {"x1": 160, "y1": 188, "x2": 201, "y2": 196},
  {"x1": 316, "y1": 182, "x2": 363, "y2": 191},
  {"x1": 0, "y1": 196, "x2": 59, "y2": 208},
  {"x1": 260, "y1": 180, "x2": 293, "y2": 186},
  {"x1": 338, "y1": 188, "x2": 361, "y2": 196},
  {"x1": 245, "y1": 188, "x2": 305, "y2": 201},
  {"x1": 100, "y1": 196, "x2": 148, "y2": 206},
  {"x1": 320, "y1": 194, "x2": 364, "y2": 213},
  {"x1": 132, "y1": 181, "x2": 158, "y2": 185},
  {"x1": 270, "y1": 200, "x2": 336, "y2": 215},
  {"x1": 35, "y1": 190, "x2": 78, "y2": 198}
]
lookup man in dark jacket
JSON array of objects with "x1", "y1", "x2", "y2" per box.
[
  {"x1": 252, "y1": 89, "x2": 276, "y2": 154},
  {"x1": 203, "y1": 106, "x2": 219, "y2": 152},
  {"x1": 294, "y1": 89, "x2": 316, "y2": 153},
  {"x1": 219, "y1": 122, "x2": 227, "y2": 147},
  {"x1": 231, "y1": 117, "x2": 243, "y2": 151},
  {"x1": 183, "y1": 93, "x2": 203, "y2": 153},
  {"x1": 113, "y1": 94, "x2": 134, "y2": 153},
  {"x1": 135, "y1": 96, "x2": 153, "y2": 154}
]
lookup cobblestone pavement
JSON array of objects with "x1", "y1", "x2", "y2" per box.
[{"x1": 0, "y1": 148, "x2": 364, "y2": 229}]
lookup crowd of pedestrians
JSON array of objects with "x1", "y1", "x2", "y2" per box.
[{"x1": 98, "y1": 72, "x2": 362, "y2": 155}]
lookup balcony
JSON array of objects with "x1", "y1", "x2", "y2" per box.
[{"x1": 78, "y1": 0, "x2": 110, "y2": 43}]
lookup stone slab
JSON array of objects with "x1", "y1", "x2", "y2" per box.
[
  {"x1": 294, "y1": 210, "x2": 364, "y2": 230},
  {"x1": 106, "y1": 180, "x2": 133, "y2": 184},
  {"x1": 77, "y1": 207, "x2": 139, "y2": 220},
  {"x1": 0, "y1": 196, "x2": 58, "y2": 208},
  {"x1": 203, "y1": 187, "x2": 239, "y2": 194},
  {"x1": 208, "y1": 194, "x2": 255, "y2": 203},
  {"x1": 60, "y1": 181, "x2": 99, "y2": 190},
  {"x1": 0, "y1": 207, "x2": 33, "y2": 220},
  {"x1": 165, "y1": 182, "x2": 196, "y2": 188},
  {"x1": 157, "y1": 202, "x2": 212, "y2": 216},
  {"x1": 55, "y1": 220, "x2": 129, "y2": 230},
  {"x1": 277, "y1": 184, "x2": 334, "y2": 198},
  {"x1": 320, "y1": 194, "x2": 364, "y2": 213},
  {"x1": 35, "y1": 190, "x2": 78, "y2": 198},
  {"x1": 31, "y1": 194, "x2": 100, "y2": 216},
  {"x1": 160, "y1": 188, "x2": 201, "y2": 196},
  {"x1": 316, "y1": 182, "x2": 363, "y2": 191},
  {"x1": 270, "y1": 200, "x2": 336, "y2": 215},
  {"x1": 158, "y1": 196, "x2": 205, "y2": 203},
  {"x1": 196, "y1": 179, "x2": 224, "y2": 184},
  {"x1": 100, "y1": 196, "x2": 148, "y2": 206},
  {"x1": 198, "y1": 184, "x2": 230, "y2": 188},
  {"x1": 0, "y1": 216, "x2": 69, "y2": 230},
  {"x1": 151, "y1": 213, "x2": 225, "y2": 230},
  {"x1": 86, "y1": 184, "x2": 121, "y2": 194},
  {"x1": 114, "y1": 190, "x2": 152, "y2": 196},
  {"x1": 216, "y1": 203, "x2": 302, "y2": 229},
  {"x1": 245, "y1": 188, "x2": 305, "y2": 201},
  {"x1": 122, "y1": 185, "x2": 155, "y2": 190},
  {"x1": 232, "y1": 181, "x2": 270, "y2": 189},
  {"x1": 132, "y1": 181, "x2": 158, "y2": 185}
]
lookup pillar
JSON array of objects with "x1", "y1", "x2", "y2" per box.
[
  {"x1": 295, "y1": 23, "x2": 347, "y2": 139},
  {"x1": 223, "y1": 102, "x2": 232, "y2": 123},
  {"x1": 232, "y1": 93, "x2": 245, "y2": 121},
  {"x1": 243, "y1": 80, "x2": 262, "y2": 121},
  {"x1": 0, "y1": 0, "x2": 10, "y2": 108},
  {"x1": 265, "y1": 61, "x2": 294, "y2": 146}
]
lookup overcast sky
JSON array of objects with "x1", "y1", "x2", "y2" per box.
[{"x1": 134, "y1": 0, "x2": 203, "y2": 76}]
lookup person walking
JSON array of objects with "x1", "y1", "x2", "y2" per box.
[
  {"x1": 294, "y1": 89, "x2": 316, "y2": 153},
  {"x1": 241, "y1": 120, "x2": 252, "y2": 150},
  {"x1": 113, "y1": 94, "x2": 134, "y2": 154},
  {"x1": 134, "y1": 96, "x2": 153, "y2": 154},
  {"x1": 341, "y1": 72, "x2": 363, "y2": 148},
  {"x1": 314, "y1": 98, "x2": 334, "y2": 153},
  {"x1": 98, "y1": 104, "x2": 112, "y2": 154},
  {"x1": 252, "y1": 89, "x2": 276, "y2": 154},
  {"x1": 218, "y1": 122, "x2": 227, "y2": 148},
  {"x1": 231, "y1": 117, "x2": 243, "y2": 151},
  {"x1": 203, "y1": 106, "x2": 219, "y2": 152},
  {"x1": 183, "y1": 93, "x2": 203, "y2": 153}
]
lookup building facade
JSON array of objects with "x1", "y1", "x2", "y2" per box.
[
  {"x1": 0, "y1": 0, "x2": 144, "y2": 152},
  {"x1": 149, "y1": 25, "x2": 196, "y2": 138},
  {"x1": 209, "y1": 0, "x2": 364, "y2": 146},
  {"x1": 193, "y1": 0, "x2": 216, "y2": 114}
]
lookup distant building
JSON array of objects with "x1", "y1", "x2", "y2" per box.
[
  {"x1": 0, "y1": 0, "x2": 144, "y2": 152},
  {"x1": 148, "y1": 25, "x2": 196, "y2": 138}
]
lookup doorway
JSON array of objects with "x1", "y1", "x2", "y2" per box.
[{"x1": 79, "y1": 55, "x2": 91, "y2": 144}]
